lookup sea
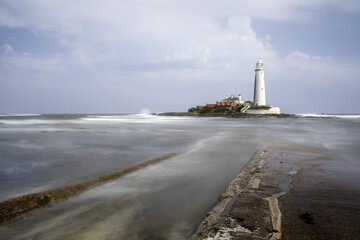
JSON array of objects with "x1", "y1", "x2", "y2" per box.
[{"x1": 0, "y1": 113, "x2": 359, "y2": 240}]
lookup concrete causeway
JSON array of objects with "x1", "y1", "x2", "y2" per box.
[{"x1": 192, "y1": 142, "x2": 360, "y2": 240}]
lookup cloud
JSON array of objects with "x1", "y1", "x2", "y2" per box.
[
  {"x1": 2, "y1": 43, "x2": 15, "y2": 54},
  {"x1": 1, "y1": 44, "x2": 64, "y2": 74},
  {"x1": 283, "y1": 50, "x2": 360, "y2": 84},
  {"x1": 0, "y1": 1, "x2": 357, "y2": 69},
  {"x1": 1, "y1": 1, "x2": 358, "y2": 30},
  {"x1": 0, "y1": 0, "x2": 359, "y2": 113}
]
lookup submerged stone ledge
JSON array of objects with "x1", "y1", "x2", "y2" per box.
[
  {"x1": 191, "y1": 142, "x2": 360, "y2": 239},
  {"x1": 0, "y1": 151, "x2": 184, "y2": 224}
]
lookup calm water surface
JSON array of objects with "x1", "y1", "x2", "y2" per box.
[{"x1": 0, "y1": 114, "x2": 359, "y2": 239}]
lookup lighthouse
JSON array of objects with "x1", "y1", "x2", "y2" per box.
[{"x1": 253, "y1": 59, "x2": 266, "y2": 106}]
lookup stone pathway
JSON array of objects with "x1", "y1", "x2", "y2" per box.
[{"x1": 192, "y1": 142, "x2": 360, "y2": 240}]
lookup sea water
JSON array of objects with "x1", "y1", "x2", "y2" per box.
[{"x1": 0, "y1": 114, "x2": 359, "y2": 239}]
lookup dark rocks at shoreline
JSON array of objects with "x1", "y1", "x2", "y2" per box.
[{"x1": 157, "y1": 112, "x2": 297, "y2": 118}]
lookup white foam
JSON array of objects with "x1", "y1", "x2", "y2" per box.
[
  {"x1": 81, "y1": 114, "x2": 195, "y2": 124},
  {"x1": 298, "y1": 113, "x2": 360, "y2": 119},
  {"x1": 0, "y1": 113, "x2": 41, "y2": 117},
  {"x1": 0, "y1": 114, "x2": 197, "y2": 126},
  {"x1": 0, "y1": 119, "x2": 45, "y2": 125},
  {"x1": 0, "y1": 119, "x2": 80, "y2": 125},
  {"x1": 139, "y1": 108, "x2": 151, "y2": 115}
]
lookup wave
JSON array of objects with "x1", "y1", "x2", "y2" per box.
[
  {"x1": 0, "y1": 119, "x2": 47, "y2": 125},
  {"x1": 297, "y1": 114, "x2": 360, "y2": 119},
  {"x1": 0, "y1": 114, "x2": 195, "y2": 125},
  {"x1": 0, "y1": 113, "x2": 41, "y2": 117},
  {"x1": 81, "y1": 114, "x2": 194, "y2": 124},
  {"x1": 0, "y1": 119, "x2": 79, "y2": 125}
]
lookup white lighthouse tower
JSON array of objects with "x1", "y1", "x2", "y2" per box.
[{"x1": 253, "y1": 58, "x2": 266, "y2": 106}]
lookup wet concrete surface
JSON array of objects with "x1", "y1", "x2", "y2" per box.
[{"x1": 192, "y1": 142, "x2": 360, "y2": 240}]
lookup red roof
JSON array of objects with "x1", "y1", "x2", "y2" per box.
[{"x1": 206, "y1": 104, "x2": 216, "y2": 108}]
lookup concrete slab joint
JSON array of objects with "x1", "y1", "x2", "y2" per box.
[{"x1": 264, "y1": 191, "x2": 287, "y2": 240}]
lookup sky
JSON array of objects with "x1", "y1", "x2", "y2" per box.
[{"x1": 0, "y1": 0, "x2": 360, "y2": 114}]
